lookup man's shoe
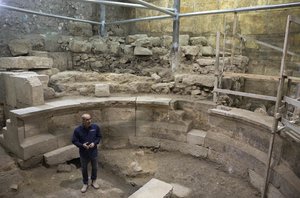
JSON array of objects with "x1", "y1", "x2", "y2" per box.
[
  {"x1": 81, "y1": 184, "x2": 88, "y2": 193},
  {"x1": 91, "y1": 180, "x2": 100, "y2": 189}
]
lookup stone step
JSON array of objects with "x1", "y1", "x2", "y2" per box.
[
  {"x1": 44, "y1": 144, "x2": 79, "y2": 166},
  {"x1": 0, "y1": 56, "x2": 53, "y2": 70},
  {"x1": 187, "y1": 129, "x2": 207, "y2": 146},
  {"x1": 128, "y1": 178, "x2": 173, "y2": 198},
  {"x1": 20, "y1": 134, "x2": 57, "y2": 160}
]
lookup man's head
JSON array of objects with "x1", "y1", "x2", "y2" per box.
[{"x1": 82, "y1": 113, "x2": 92, "y2": 128}]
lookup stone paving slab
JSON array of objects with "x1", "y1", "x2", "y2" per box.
[{"x1": 128, "y1": 178, "x2": 173, "y2": 198}]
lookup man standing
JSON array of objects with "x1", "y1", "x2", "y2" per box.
[{"x1": 72, "y1": 113, "x2": 102, "y2": 193}]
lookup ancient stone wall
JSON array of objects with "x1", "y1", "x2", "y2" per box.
[
  {"x1": 131, "y1": 0, "x2": 300, "y2": 97},
  {"x1": 0, "y1": 0, "x2": 131, "y2": 56}
]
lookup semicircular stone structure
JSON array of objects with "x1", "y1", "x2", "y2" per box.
[{"x1": 0, "y1": 96, "x2": 299, "y2": 198}]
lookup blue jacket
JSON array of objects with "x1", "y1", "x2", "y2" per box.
[{"x1": 72, "y1": 123, "x2": 102, "y2": 159}]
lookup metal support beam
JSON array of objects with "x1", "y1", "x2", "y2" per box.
[
  {"x1": 106, "y1": 15, "x2": 171, "y2": 25},
  {"x1": 214, "y1": 32, "x2": 221, "y2": 103},
  {"x1": 170, "y1": 0, "x2": 180, "y2": 73},
  {"x1": 0, "y1": 4, "x2": 102, "y2": 25},
  {"x1": 130, "y1": 0, "x2": 175, "y2": 16},
  {"x1": 73, "y1": 0, "x2": 174, "y2": 11},
  {"x1": 179, "y1": 2, "x2": 300, "y2": 17},
  {"x1": 237, "y1": 33, "x2": 300, "y2": 57},
  {"x1": 230, "y1": 13, "x2": 238, "y2": 66},
  {"x1": 261, "y1": 15, "x2": 291, "y2": 198},
  {"x1": 99, "y1": 3, "x2": 107, "y2": 37}
]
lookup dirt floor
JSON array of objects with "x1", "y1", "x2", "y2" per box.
[{"x1": 0, "y1": 148, "x2": 260, "y2": 198}]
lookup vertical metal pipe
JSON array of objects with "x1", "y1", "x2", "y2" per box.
[
  {"x1": 214, "y1": 32, "x2": 221, "y2": 103},
  {"x1": 171, "y1": 0, "x2": 180, "y2": 73},
  {"x1": 99, "y1": 2, "x2": 107, "y2": 37},
  {"x1": 220, "y1": 16, "x2": 226, "y2": 88},
  {"x1": 261, "y1": 15, "x2": 291, "y2": 198},
  {"x1": 231, "y1": 12, "x2": 238, "y2": 66}
]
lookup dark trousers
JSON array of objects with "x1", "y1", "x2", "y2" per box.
[{"x1": 80, "y1": 156, "x2": 98, "y2": 184}]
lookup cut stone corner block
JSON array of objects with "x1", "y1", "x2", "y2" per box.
[
  {"x1": 187, "y1": 129, "x2": 207, "y2": 146},
  {"x1": 14, "y1": 75, "x2": 44, "y2": 107},
  {"x1": 95, "y1": 83, "x2": 110, "y2": 97},
  {"x1": 129, "y1": 178, "x2": 173, "y2": 198}
]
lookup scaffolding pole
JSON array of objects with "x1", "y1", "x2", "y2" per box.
[
  {"x1": 130, "y1": 0, "x2": 175, "y2": 16},
  {"x1": 99, "y1": 2, "x2": 107, "y2": 37},
  {"x1": 72, "y1": 0, "x2": 174, "y2": 11},
  {"x1": 2, "y1": 2, "x2": 300, "y2": 26},
  {"x1": 180, "y1": 2, "x2": 300, "y2": 17},
  {"x1": 171, "y1": 0, "x2": 180, "y2": 73},
  {"x1": 261, "y1": 15, "x2": 291, "y2": 198}
]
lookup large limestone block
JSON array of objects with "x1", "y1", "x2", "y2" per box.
[
  {"x1": 95, "y1": 83, "x2": 110, "y2": 97},
  {"x1": 129, "y1": 178, "x2": 173, "y2": 198},
  {"x1": 187, "y1": 129, "x2": 207, "y2": 146},
  {"x1": 201, "y1": 46, "x2": 214, "y2": 56},
  {"x1": 181, "y1": 46, "x2": 200, "y2": 56},
  {"x1": 134, "y1": 47, "x2": 153, "y2": 56},
  {"x1": 69, "y1": 39, "x2": 92, "y2": 53},
  {"x1": 0, "y1": 56, "x2": 53, "y2": 69},
  {"x1": 126, "y1": 34, "x2": 148, "y2": 44},
  {"x1": 8, "y1": 39, "x2": 31, "y2": 56},
  {"x1": 175, "y1": 74, "x2": 215, "y2": 87},
  {"x1": 13, "y1": 75, "x2": 44, "y2": 107},
  {"x1": 196, "y1": 58, "x2": 215, "y2": 66},
  {"x1": 44, "y1": 145, "x2": 79, "y2": 166},
  {"x1": 3, "y1": 72, "x2": 46, "y2": 108}
]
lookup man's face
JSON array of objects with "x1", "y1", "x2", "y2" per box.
[{"x1": 82, "y1": 115, "x2": 92, "y2": 128}]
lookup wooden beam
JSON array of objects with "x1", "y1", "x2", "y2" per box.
[
  {"x1": 223, "y1": 72, "x2": 280, "y2": 81},
  {"x1": 214, "y1": 88, "x2": 277, "y2": 101}
]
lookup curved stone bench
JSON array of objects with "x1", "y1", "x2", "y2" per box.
[
  {"x1": 0, "y1": 96, "x2": 299, "y2": 198},
  {"x1": 208, "y1": 106, "x2": 300, "y2": 198}
]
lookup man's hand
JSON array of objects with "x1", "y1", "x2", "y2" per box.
[
  {"x1": 89, "y1": 142, "x2": 95, "y2": 148},
  {"x1": 83, "y1": 142, "x2": 89, "y2": 149}
]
